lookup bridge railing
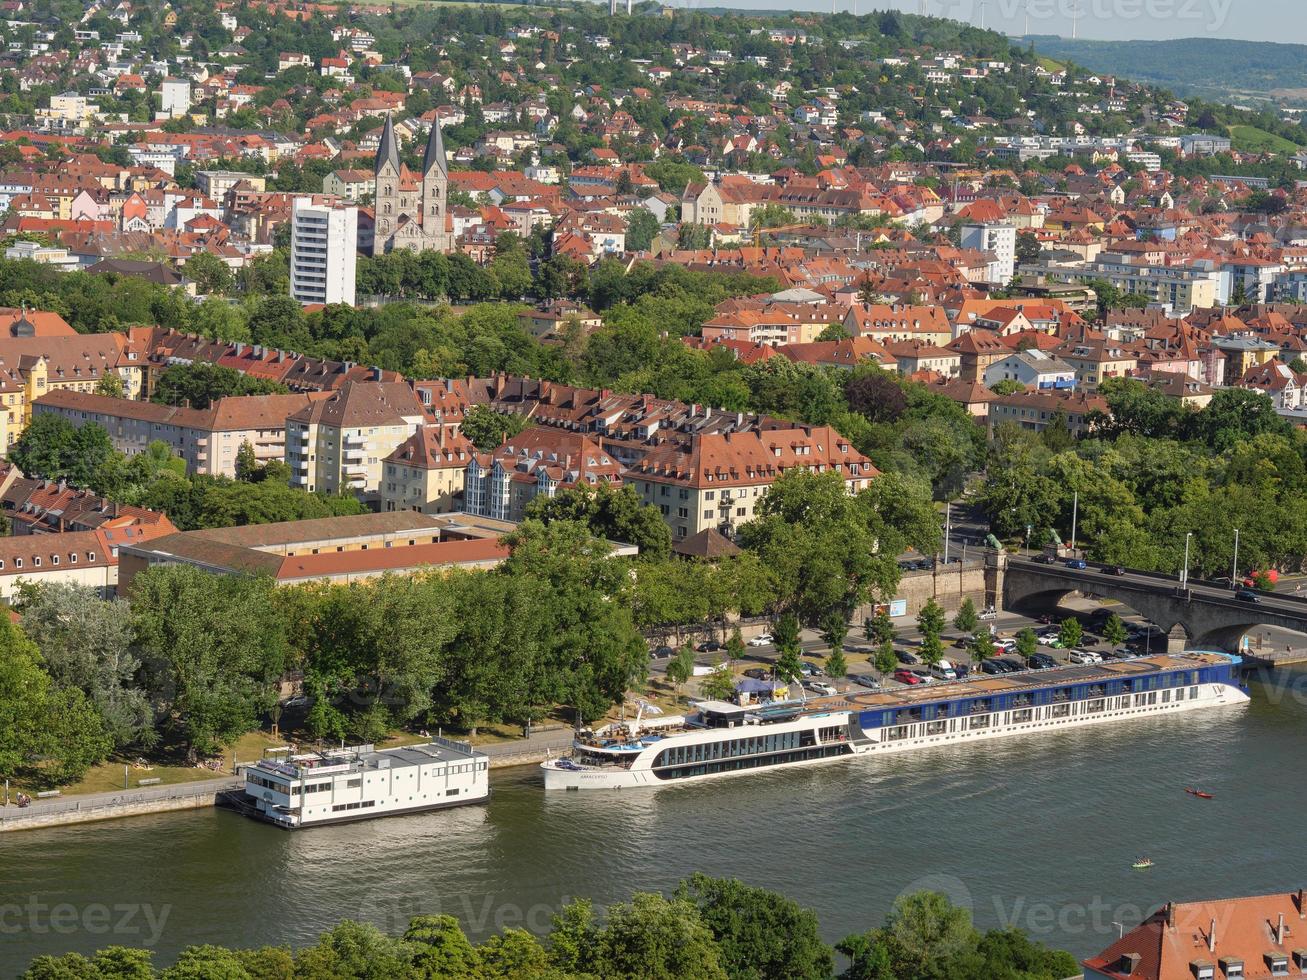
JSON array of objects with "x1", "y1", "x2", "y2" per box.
[{"x1": 1008, "y1": 556, "x2": 1307, "y2": 610}]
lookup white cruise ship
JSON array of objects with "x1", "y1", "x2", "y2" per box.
[
  {"x1": 238, "y1": 738, "x2": 489, "y2": 828},
  {"x1": 541, "y1": 652, "x2": 1249, "y2": 790}
]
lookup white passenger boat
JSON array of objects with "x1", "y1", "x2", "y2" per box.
[
  {"x1": 540, "y1": 652, "x2": 1249, "y2": 790},
  {"x1": 239, "y1": 738, "x2": 489, "y2": 827}
]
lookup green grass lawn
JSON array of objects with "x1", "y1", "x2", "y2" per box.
[{"x1": 1228, "y1": 124, "x2": 1302, "y2": 154}]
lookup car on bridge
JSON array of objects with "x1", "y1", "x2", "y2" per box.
[
  {"x1": 1236, "y1": 588, "x2": 1261, "y2": 603},
  {"x1": 1101, "y1": 564, "x2": 1126, "y2": 576},
  {"x1": 1065, "y1": 558, "x2": 1088, "y2": 570}
]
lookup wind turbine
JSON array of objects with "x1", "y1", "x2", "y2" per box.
[
  {"x1": 978, "y1": 0, "x2": 987, "y2": 30},
  {"x1": 1069, "y1": 1, "x2": 1083, "y2": 39}
]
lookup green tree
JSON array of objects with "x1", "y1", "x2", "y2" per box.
[
  {"x1": 1103, "y1": 613, "x2": 1128, "y2": 647},
  {"x1": 131, "y1": 566, "x2": 288, "y2": 759},
  {"x1": 970, "y1": 629, "x2": 995, "y2": 664},
  {"x1": 1016, "y1": 627, "x2": 1039, "y2": 661},
  {"x1": 404, "y1": 914, "x2": 481, "y2": 978},
  {"x1": 184, "y1": 251, "x2": 234, "y2": 295},
  {"x1": 234, "y1": 440, "x2": 259, "y2": 482},
  {"x1": 0, "y1": 617, "x2": 110, "y2": 788},
  {"x1": 724, "y1": 626, "x2": 745, "y2": 665},
  {"x1": 460, "y1": 404, "x2": 528, "y2": 451},
  {"x1": 676, "y1": 873, "x2": 834, "y2": 980},
  {"x1": 1059, "y1": 617, "x2": 1083, "y2": 650},
  {"x1": 916, "y1": 598, "x2": 946, "y2": 641},
  {"x1": 772, "y1": 612, "x2": 800, "y2": 656},
  {"x1": 587, "y1": 893, "x2": 729, "y2": 980},
  {"x1": 874, "y1": 640, "x2": 898, "y2": 675},
  {"x1": 151, "y1": 362, "x2": 289, "y2": 408},
  {"x1": 626, "y1": 207, "x2": 661, "y2": 252},
  {"x1": 864, "y1": 609, "x2": 895, "y2": 646},
  {"x1": 94, "y1": 372, "x2": 125, "y2": 398},
  {"x1": 17, "y1": 583, "x2": 151, "y2": 752},
  {"x1": 665, "y1": 644, "x2": 694, "y2": 697},
  {"x1": 526, "y1": 483, "x2": 671, "y2": 561},
  {"x1": 775, "y1": 646, "x2": 804, "y2": 687},
  {"x1": 953, "y1": 597, "x2": 978, "y2": 634},
  {"x1": 700, "y1": 663, "x2": 736, "y2": 701},
  {"x1": 919, "y1": 632, "x2": 945, "y2": 667}
]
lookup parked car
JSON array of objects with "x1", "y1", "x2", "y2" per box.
[
  {"x1": 911, "y1": 670, "x2": 933, "y2": 684},
  {"x1": 799, "y1": 662, "x2": 825, "y2": 677},
  {"x1": 803, "y1": 680, "x2": 837, "y2": 697},
  {"x1": 850, "y1": 674, "x2": 881, "y2": 690},
  {"x1": 1029, "y1": 653, "x2": 1058, "y2": 669},
  {"x1": 651, "y1": 645, "x2": 675, "y2": 660},
  {"x1": 893, "y1": 668, "x2": 923, "y2": 685},
  {"x1": 980, "y1": 659, "x2": 1007, "y2": 675},
  {"x1": 978, "y1": 605, "x2": 998, "y2": 621},
  {"x1": 1065, "y1": 558, "x2": 1088, "y2": 570},
  {"x1": 953, "y1": 663, "x2": 971, "y2": 678},
  {"x1": 994, "y1": 658, "x2": 1024, "y2": 672},
  {"x1": 743, "y1": 667, "x2": 772, "y2": 680},
  {"x1": 1068, "y1": 649, "x2": 1101, "y2": 665},
  {"x1": 895, "y1": 650, "x2": 920, "y2": 665},
  {"x1": 747, "y1": 633, "x2": 773, "y2": 647},
  {"x1": 1037, "y1": 630, "x2": 1061, "y2": 645},
  {"x1": 695, "y1": 640, "x2": 722, "y2": 653},
  {"x1": 930, "y1": 659, "x2": 958, "y2": 681},
  {"x1": 994, "y1": 637, "x2": 1018, "y2": 653},
  {"x1": 1236, "y1": 589, "x2": 1261, "y2": 603}
]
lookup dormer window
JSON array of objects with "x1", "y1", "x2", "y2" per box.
[
  {"x1": 1219, "y1": 958, "x2": 1243, "y2": 979},
  {"x1": 1265, "y1": 953, "x2": 1289, "y2": 976},
  {"x1": 1190, "y1": 963, "x2": 1214, "y2": 980}
]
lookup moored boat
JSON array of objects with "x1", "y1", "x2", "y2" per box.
[
  {"x1": 541, "y1": 652, "x2": 1249, "y2": 791},
  {"x1": 237, "y1": 738, "x2": 490, "y2": 828}
]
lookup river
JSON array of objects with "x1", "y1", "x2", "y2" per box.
[{"x1": 5, "y1": 666, "x2": 1306, "y2": 975}]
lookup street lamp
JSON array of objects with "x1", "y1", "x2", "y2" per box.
[
  {"x1": 1231, "y1": 528, "x2": 1240, "y2": 590},
  {"x1": 1069, "y1": 491, "x2": 1079, "y2": 556},
  {"x1": 1181, "y1": 531, "x2": 1193, "y2": 588},
  {"x1": 1025, "y1": 524, "x2": 1032, "y2": 557}
]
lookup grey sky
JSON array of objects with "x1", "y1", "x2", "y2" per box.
[{"x1": 719, "y1": 0, "x2": 1307, "y2": 45}]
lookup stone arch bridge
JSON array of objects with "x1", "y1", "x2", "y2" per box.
[{"x1": 998, "y1": 555, "x2": 1307, "y2": 654}]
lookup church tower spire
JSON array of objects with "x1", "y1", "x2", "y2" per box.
[
  {"x1": 420, "y1": 119, "x2": 449, "y2": 249},
  {"x1": 372, "y1": 112, "x2": 402, "y2": 255}
]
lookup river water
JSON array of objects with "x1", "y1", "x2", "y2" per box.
[{"x1": 5, "y1": 667, "x2": 1307, "y2": 975}]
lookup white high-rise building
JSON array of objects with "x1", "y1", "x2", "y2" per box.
[
  {"x1": 159, "y1": 78, "x2": 191, "y2": 119},
  {"x1": 290, "y1": 198, "x2": 358, "y2": 307},
  {"x1": 960, "y1": 222, "x2": 1017, "y2": 285}
]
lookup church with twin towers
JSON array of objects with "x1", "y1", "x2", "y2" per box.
[{"x1": 371, "y1": 112, "x2": 454, "y2": 256}]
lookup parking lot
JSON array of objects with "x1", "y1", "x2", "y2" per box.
[{"x1": 649, "y1": 598, "x2": 1175, "y2": 697}]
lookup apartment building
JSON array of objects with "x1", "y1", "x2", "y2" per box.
[
  {"x1": 34, "y1": 391, "x2": 325, "y2": 478},
  {"x1": 1083, "y1": 890, "x2": 1307, "y2": 980},
  {"x1": 0, "y1": 470, "x2": 175, "y2": 537},
  {"x1": 463, "y1": 427, "x2": 623, "y2": 523},
  {"x1": 627, "y1": 425, "x2": 877, "y2": 541},
  {"x1": 0, "y1": 331, "x2": 145, "y2": 448},
  {"x1": 959, "y1": 221, "x2": 1016, "y2": 283},
  {"x1": 289, "y1": 197, "x2": 358, "y2": 306},
  {"x1": 286, "y1": 381, "x2": 426, "y2": 503},
  {"x1": 1054, "y1": 340, "x2": 1139, "y2": 388},
  {"x1": 0, "y1": 522, "x2": 175, "y2": 600},
  {"x1": 842, "y1": 304, "x2": 953, "y2": 345},
  {"x1": 379, "y1": 425, "x2": 475, "y2": 514},
  {"x1": 983, "y1": 349, "x2": 1078, "y2": 390},
  {"x1": 987, "y1": 389, "x2": 1108, "y2": 437},
  {"x1": 117, "y1": 512, "x2": 525, "y2": 592}
]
